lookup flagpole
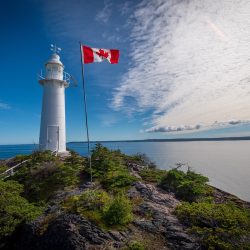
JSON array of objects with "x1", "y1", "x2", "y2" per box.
[{"x1": 79, "y1": 42, "x2": 92, "y2": 183}]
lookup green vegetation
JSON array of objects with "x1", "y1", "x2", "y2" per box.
[
  {"x1": 0, "y1": 165, "x2": 8, "y2": 174},
  {"x1": 127, "y1": 240, "x2": 145, "y2": 250},
  {"x1": 63, "y1": 189, "x2": 133, "y2": 228},
  {"x1": 0, "y1": 180, "x2": 42, "y2": 238},
  {"x1": 1, "y1": 144, "x2": 249, "y2": 249},
  {"x1": 103, "y1": 194, "x2": 133, "y2": 226},
  {"x1": 9, "y1": 151, "x2": 85, "y2": 203},
  {"x1": 175, "y1": 202, "x2": 250, "y2": 249},
  {"x1": 91, "y1": 144, "x2": 137, "y2": 191},
  {"x1": 126, "y1": 153, "x2": 156, "y2": 169},
  {"x1": 139, "y1": 168, "x2": 166, "y2": 183},
  {"x1": 160, "y1": 168, "x2": 210, "y2": 202}
]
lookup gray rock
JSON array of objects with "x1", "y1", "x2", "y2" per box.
[
  {"x1": 8, "y1": 214, "x2": 124, "y2": 250},
  {"x1": 133, "y1": 220, "x2": 157, "y2": 233}
]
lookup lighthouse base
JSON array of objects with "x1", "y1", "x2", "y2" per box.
[{"x1": 57, "y1": 151, "x2": 71, "y2": 158}]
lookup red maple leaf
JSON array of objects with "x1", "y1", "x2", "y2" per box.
[{"x1": 96, "y1": 49, "x2": 109, "y2": 59}]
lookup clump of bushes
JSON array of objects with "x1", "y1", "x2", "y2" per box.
[
  {"x1": 175, "y1": 202, "x2": 250, "y2": 249},
  {"x1": 160, "y1": 168, "x2": 209, "y2": 202},
  {"x1": 0, "y1": 180, "x2": 42, "y2": 238},
  {"x1": 10, "y1": 151, "x2": 85, "y2": 203},
  {"x1": 91, "y1": 144, "x2": 137, "y2": 191},
  {"x1": 103, "y1": 194, "x2": 133, "y2": 226},
  {"x1": 139, "y1": 168, "x2": 167, "y2": 183},
  {"x1": 63, "y1": 189, "x2": 133, "y2": 228},
  {"x1": 126, "y1": 153, "x2": 156, "y2": 169}
]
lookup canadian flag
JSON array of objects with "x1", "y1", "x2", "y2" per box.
[{"x1": 82, "y1": 45, "x2": 119, "y2": 64}]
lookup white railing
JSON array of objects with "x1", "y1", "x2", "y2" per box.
[
  {"x1": 0, "y1": 159, "x2": 29, "y2": 179},
  {"x1": 38, "y1": 70, "x2": 77, "y2": 86}
]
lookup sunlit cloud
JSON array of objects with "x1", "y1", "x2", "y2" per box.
[{"x1": 112, "y1": 0, "x2": 250, "y2": 133}]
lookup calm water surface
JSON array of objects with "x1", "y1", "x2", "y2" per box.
[{"x1": 0, "y1": 141, "x2": 250, "y2": 202}]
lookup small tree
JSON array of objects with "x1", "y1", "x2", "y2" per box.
[
  {"x1": 103, "y1": 194, "x2": 133, "y2": 226},
  {"x1": 0, "y1": 180, "x2": 42, "y2": 238}
]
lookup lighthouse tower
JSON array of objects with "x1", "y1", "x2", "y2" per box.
[{"x1": 39, "y1": 45, "x2": 69, "y2": 153}]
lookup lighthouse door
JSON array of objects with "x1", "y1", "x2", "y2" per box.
[{"x1": 47, "y1": 125, "x2": 59, "y2": 152}]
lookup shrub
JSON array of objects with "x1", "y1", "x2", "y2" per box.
[
  {"x1": 103, "y1": 194, "x2": 133, "y2": 226},
  {"x1": 127, "y1": 240, "x2": 145, "y2": 250},
  {"x1": 175, "y1": 202, "x2": 250, "y2": 249},
  {"x1": 125, "y1": 153, "x2": 156, "y2": 168},
  {"x1": 91, "y1": 144, "x2": 124, "y2": 176},
  {"x1": 78, "y1": 189, "x2": 111, "y2": 211},
  {"x1": 0, "y1": 180, "x2": 42, "y2": 238},
  {"x1": 91, "y1": 144, "x2": 137, "y2": 190},
  {"x1": 0, "y1": 165, "x2": 8, "y2": 174},
  {"x1": 10, "y1": 152, "x2": 85, "y2": 203},
  {"x1": 62, "y1": 189, "x2": 110, "y2": 225},
  {"x1": 30, "y1": 150, "x2": 57, "y2": 164},
  {"x1": 63, "y1": 190, "x2": 133, "y2": 227},
  {"x1": 160, "y1": 169, "x2": 209, "y2": 201},
  {"x1": 139, "y1": 168, "x2": 167, "y2": 183},
  {"x1": 102, "y1": 169, "x2": 137, "y2": 191}
]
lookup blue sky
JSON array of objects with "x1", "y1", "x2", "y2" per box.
[{"x1": 0, "y1": 0, "x2": 250, "y2": 144}]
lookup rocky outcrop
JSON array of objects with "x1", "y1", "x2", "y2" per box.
[
  {"x1": 129, "y1": 182, "x2": 199, "y2": 250},
  {"x1": 4, "y1": 162, "x2": 201, "y2": 250},
  {"x1": 9, "y1": 214, "x2": 129, "y2": 250}
]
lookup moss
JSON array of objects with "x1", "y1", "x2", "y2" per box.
[
  {"x1": 127, "y1": 240, "x2": 145, "y2": 250},
  {"x1": 175, "y1": 202, "x2": 250, "y2": 249}
]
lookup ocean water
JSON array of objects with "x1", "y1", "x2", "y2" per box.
[{"x1": 0, "y1": 141, "x2": 250, "y2": 202}]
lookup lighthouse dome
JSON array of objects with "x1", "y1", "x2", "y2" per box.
[
  {"x1": 45, "y1": 53, "x2": 64, "y2": 80},
  {"x1": 46, "y1": 53, "x2": 63, "y2": 66}
]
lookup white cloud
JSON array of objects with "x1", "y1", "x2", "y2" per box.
[
  {"x1": 112, "y1": 0, "x2": 250, "y2": 133},
  {"x1": 96, "y1": 0, "x2": 112, "y2": 24},
  {"x1": 0, "y1": 102, "x2": 10, "y2": 110},
  {"x1": 146, "y1": 120, "x2": 250, "y2": 133}
]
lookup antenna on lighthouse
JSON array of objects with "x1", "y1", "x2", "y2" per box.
[{"x1": 50, "y1": 44, "x2": 61, "y2": 54}]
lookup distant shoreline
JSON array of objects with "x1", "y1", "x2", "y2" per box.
[
  {"x1": 69, "y1": 136, "x2": 250, "y2": 143},
  {"x1": 1, "y1": 136, "x2": 250, "y2": 146}
]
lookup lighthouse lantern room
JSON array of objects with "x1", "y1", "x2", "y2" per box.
[{"x1": 38, "y1": 45, "x2": 69, "y2": 154}]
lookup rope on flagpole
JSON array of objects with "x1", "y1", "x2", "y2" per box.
[{"x1": 79, "y1": 42, "x2": 92, "y2": 183}]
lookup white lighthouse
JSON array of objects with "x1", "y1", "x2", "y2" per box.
[{"x1": 38, "y1": 45, "x2": 69, "y2": 153}]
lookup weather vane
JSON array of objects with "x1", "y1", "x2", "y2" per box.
[{"x1": 50, "y1": 44, "x2": 62, "y2": 54}]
